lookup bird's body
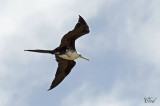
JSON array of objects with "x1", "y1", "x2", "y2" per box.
[
  {"x1": 25, "y1": 15, "x2": 89, "y2": 90},
  {"x1": 59, "y1": 50, "x2": 80, "y2": 60}
]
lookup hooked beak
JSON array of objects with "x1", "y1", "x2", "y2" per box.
[{"x1": 80, "y1": 55, "x2": 89, "y2": 61}]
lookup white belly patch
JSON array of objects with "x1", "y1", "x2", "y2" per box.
[{"x1": 58, "y1": 51, "x2": 80, "y2": 60}]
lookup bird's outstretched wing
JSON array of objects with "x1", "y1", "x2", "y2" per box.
[
  {"x1": 59, "y1": 15, "x2": 89, "y2": 50},
  {"x1": 48, "y1": 55, "x2": 76, "y2": 90}
]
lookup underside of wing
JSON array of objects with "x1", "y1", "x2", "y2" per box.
[
  {"x1": 59, "y1": 15, "x2": 90, "y2": 49},
  {"x1": 48, "y1": 55, "x2": 76, "y2": 90}
]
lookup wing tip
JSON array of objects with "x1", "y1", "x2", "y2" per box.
[
  {"x1": 47, "y1": 86, "x2": 55, "y2": 91},
  {"x1": 78, "y1": 15, "x2": 87, "y2": 25},
  {"x1": 47, "y1": 88, "x2": 52, "y2": 91},
  {"x1": 78, "y1": 15, "x2": 82, "y2": 18}
]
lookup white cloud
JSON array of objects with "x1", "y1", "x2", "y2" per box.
[
  {"x1": 84, "y1": 0, "x2": 160, "y2": 67},
  {"x1": 60, "y1": 83, "x2": 132, "y2": 106},
  {"x1": 61, "y1": 74, "x2": 160, "y2": 106}
]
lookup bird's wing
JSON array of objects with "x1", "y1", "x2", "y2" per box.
[
  {"x1": 48, "y1": 55, "x2": 76, "y2": 90},
  {"x1": 59, "y1": 15, "x2": 89, "y2": 50}
]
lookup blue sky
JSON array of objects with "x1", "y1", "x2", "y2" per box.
[{"x1": 0, "y1": 0, "x2": 160, "y2": 106}]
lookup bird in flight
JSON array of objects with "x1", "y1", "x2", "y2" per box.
[{"x1": 25, "y1": 15, "x2": 90, "y2": 90}]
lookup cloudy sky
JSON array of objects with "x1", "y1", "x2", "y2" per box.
[{"x1": 0, "y1": 0, "x2": 160, "y2": 106}]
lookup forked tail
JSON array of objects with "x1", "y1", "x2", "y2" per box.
[{"x1": 24, "y1": 49, "x2": 53, "y2": 54}]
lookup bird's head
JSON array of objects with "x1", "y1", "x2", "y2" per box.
[{"x1": 77, "y1": 52, "x2": 89, "y2": 61}]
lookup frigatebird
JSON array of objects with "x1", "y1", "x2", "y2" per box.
[{"x1": 25, "y1": 15, "x2": 90, "y2": 90}]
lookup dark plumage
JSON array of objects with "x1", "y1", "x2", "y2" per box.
[{"x1": 25, "y1": 15, "x2": 90, "y2": 90}]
